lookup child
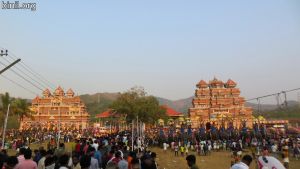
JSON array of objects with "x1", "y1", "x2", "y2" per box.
[
  {"x1": 174, "y1": 143, "x2": 179, "y2": 156},
  {"x1": 180, "y1": 145, "x2": 185, "y2": 156},
  {"x1": 231, "y1": 151, "x2": 240, "y2": 167},
  {"x1": 163, "y1": 142, "x2": 168, "y2": 152},
  {"x1": 185, "y1": 145, "x2": 189, "y2": 156},
  {"x1": 282, "y1": 144, "x2": 289, "y2": 169}
]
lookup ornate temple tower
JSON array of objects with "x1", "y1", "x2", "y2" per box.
[
  {"x1": 189, "y1": 78, "x2": 253, "y2": 129},
  {"x1": 20, "y1": 87, "x2": 90, "y2": 130}
]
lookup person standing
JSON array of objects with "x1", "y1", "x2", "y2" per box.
[
  {"x1": 294, "y1": 143, "x2": 300, "y2": 160},
  {"x1": 89, "y1": 147, "x2": 99, "y2": 169},
  {"x1": 118, "y1": 153, "x2": 128, "y2": 169},
  {"x1": 71, "y1": 155, "x2": 81, "y2": 169},
  {"x1": 17, "y1": 148, "x2": 26, "y2": 164},
  {"x1": 80, "y1": 155, "x2": 91, "y2": 169},
  {"x1": 130, "y1": 158, "x2": 140, "y2": 169},
  {"x1": 58, "y1": 154, "x2": 69, "y2": 169},
  {"x1": 37, "y1": 150, "x2": 47, "y2": 169},
  {"x1": 94, "y1": 146, "x2": 102, "y2": 168},
  {"x1": 231, "y1": 154, "x2": 252, "y2": 169},
  {"x1": 54, "y1": 143, "x2": 65, "y2": 158},
  {"x1": 163, "y1": 142, "x2": 167, "y2": 152},
  {"x1": 185, "y1": 145, "x2": 189, "y2": 156},
  {"x1": 151, "y1": 152, "x2": 158, "y2": 169},
  {"x1": 282, "y1": 143, "x2": 289, "y2": 169},
  {"x1": 186, "y1": 155, "x2": 199, "y2": 169},
  {"x1": 4, "y1": 156, "x2": 18, "y2": 169},
  {"x1": 180, "y1": 145, "x2": 185, "y2": 156},
  {"x1": 174, "y1": 143, "x2": 179, "y2": 156},
  {"x1": 92, "y1": 140, "x2": 99, "y2": 151},
  {"x1": 15, "y1": 149, "x2": 37, "y2": 169}
]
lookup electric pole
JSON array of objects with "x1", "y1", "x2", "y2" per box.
[
  {"x1": 0, "y1": 49, "x2": 21, "y2": 75},
  {"x1": 0, "y1": 50, "x2": 8, "y2": 56}
]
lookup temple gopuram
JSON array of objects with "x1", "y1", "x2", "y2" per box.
[
  {"x1": 189, "y1": 78, "x2": 253, "y2": 129},
  {"x1": 20, "y1": 87, "x2": 90, "y2": 130}
]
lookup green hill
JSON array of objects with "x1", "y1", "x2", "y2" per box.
[
  {"x1": 79, "y1": 93, "x2": 300, "y2": 123},
  {"x1": 79, "y1": 93, "x2": 120, "y2": 121},
  {"x1": 2, "y1": 92, "x2": 299, "y2": 127}
]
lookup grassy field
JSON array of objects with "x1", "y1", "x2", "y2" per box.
[
  {"x1": 149, "y1": 147, "x2": 300, "y2": 169},
  {"x1": 7, "y1": 142, "x2": 300, "y2": 169}
]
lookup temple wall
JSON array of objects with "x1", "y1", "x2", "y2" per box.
[
  {"x1": 189, "y1": 78, "x2": 253, "y2": 129},
  {"x1": 20, "y1": 87, "x2": 90, "y2": 130}
]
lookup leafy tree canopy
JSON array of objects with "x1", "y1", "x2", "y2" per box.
[
  {"x1": 110, "y1": 86, "x2": 166, "y2": 124},
  {"x1": 0, "y1": 92, "x2": 32, "y2": 128}
]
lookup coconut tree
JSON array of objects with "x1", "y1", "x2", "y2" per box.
[
  {"x1": 0, "y1": 92, "x2": 12, "y2": 127},
  {"x1": 12, "y1": 98, "x2": 32, "y2": 123}
]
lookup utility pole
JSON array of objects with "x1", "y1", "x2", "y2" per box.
[
  {"x1": 0, "y1": 49, "x2": 21, "y2": 75},
  {"x1": 131, "y1": 120, "x2": 134, "y2": 151},
  {"x1": 0, "y1": 49, "x2": 20, "y2": 149},
  {"x1": 0, "y1": 50, "x2": 8, "y2": 56},
  {"x1": 2, "y1": 104, "x2": 10, "y2": 149},
  {"x1": 57, "y1": 106, "x2": 61, "y2": 148},
  {"x1": 136, "y1": 116, "x2": 139, "y2": 153}
]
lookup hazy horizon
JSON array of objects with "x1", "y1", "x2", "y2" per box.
[{"x1": 1, "y1": 0, "x2": 300, "y2": 104}]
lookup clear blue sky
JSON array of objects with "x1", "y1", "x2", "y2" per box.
[{"x1": 1, "y1": 0, "x2": 300, "y2": 103}]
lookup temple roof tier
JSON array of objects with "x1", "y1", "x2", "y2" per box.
[
  {"x1": 66, "y1": 88, "x2": 75, "y2": 97},
  {"x1": 196, "y1": 80, "x2": 208, "y2": 88},
  {"x1": 225, "y1": 79, "x2": 237, "y2": 88},
  {"x1": 54, "y1": 86, "x2": 65, "y2": 96}
]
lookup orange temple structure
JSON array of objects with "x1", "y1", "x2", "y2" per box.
[
  {"x1": 189, "y1": 78, "x2": 253, "y2": 129},
  {"x1": 20, "y1": 87, "x2": 90, "y2": 130}
]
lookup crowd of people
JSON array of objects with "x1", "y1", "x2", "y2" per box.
[
  {"x1": 153, "y1": 129, "x2": 300, "y2": 169},
  {"x1": 0, "y1": 126, "x2": 299, "y2": 169},
  {"x1": 0, "y1": 131, "x2": 161, "y2": 169}
]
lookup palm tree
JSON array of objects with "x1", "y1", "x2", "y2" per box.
[
  {"x1": 0, "y1": 92, "x2": 12, "y2": 127},
  {"x1": 12, "y1": 98, "x2": 32, "y2": 122},
  {"x1": 1, "y1": 92, "x2": 11, "y2": 110}
]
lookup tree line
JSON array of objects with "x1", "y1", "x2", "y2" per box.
[
  {"x1": 0, "y1": 86, "x2": 168, "y2": 129},
  {"x1": 0, "y1": 92, "x2": 31, "y2": 128},
  {"x1": 110, "y1": 86, "x2": 167, "y2": 124}
]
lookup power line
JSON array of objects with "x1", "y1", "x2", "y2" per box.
[
  {"x1": 0, "y1": 74, "x2": 38, "y2": 95},
  {"x1": 0, "y1": 61, "x2": 44, "y2": 91},
  {"x1": 7, "y1": 53, "x2": 56, "y2": 89},
  {"x1": 1, "y1": 56, "x2": 50, "y2": 89},
  {"x1": 6, "y1": 53, "x2": 56, "y2": 90},
  {"x1": 0, "y1": 46, "x2": 56, "y2": 89},
  {"x1": 246, "y1": 87, "x2": 300, "y2": 101}
]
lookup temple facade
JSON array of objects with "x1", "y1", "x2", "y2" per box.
[
  {"x1": 20, "y1": 87, "x2": 90, "y2": 130},
  {"x1": 189, "y1": 78, "x2": 253, "y2": 129}
]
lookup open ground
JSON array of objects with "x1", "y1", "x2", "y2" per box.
[{"x1": 7, "y1": 142, "x2": 300, "y2": 169}]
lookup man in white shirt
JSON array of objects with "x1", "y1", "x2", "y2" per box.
[
  {"x1": 271, "y1": 144, "x2": 277, "y2": 153},
  {"x1": 37, "y1": 150, "x2": 47, "y2": 169},
  {"x1": 92, "y1": 140, "x2": 99, "y2": 151},
  {"x1": 163, "y1": 142, "x2": 167, "y2": 152},
  {"x1": 231, "y1": 155, "x2": 252, "y2": 169}
]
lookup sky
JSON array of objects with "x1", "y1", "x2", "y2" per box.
[{"x1": 0, "y1": 0, "x2": 300, "y2": 104}]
